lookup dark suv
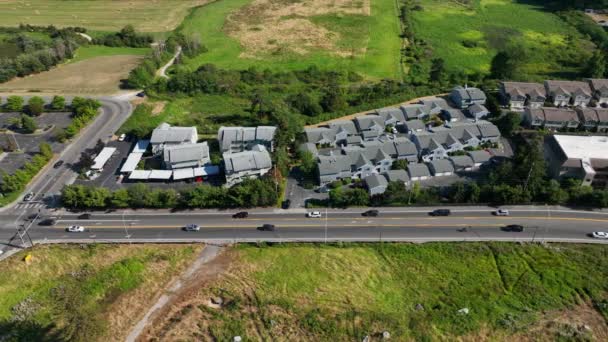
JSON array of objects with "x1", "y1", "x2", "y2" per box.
[
  {"x1": 281, "y1": 200, "x2": 291, "y2": 209},
  {"x1": 259, "y1": 224, "x2": 276, "y2": 231},
  {"x1": 362, "y1": 210, "x2": 379, "y2": 217},
  {"x1": 430, "y1": 209, "x2": 451, "y2": 216},
  {"x1": 502, "y1": 224, "x2": 524, "y2": 232},
  {"x1": 233, "y1": 211, "x2": 249, "y2": 219}
]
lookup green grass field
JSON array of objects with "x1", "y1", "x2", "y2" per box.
[
  {"x1": 187, "y1": 243, "x2": 608, "y2": 340},
  {"x1": 0, "y1": 244, "x2": 200, "y2": 341},
  {"x1": 411, "y1": 0, "x2": 594, "y2": 77},
  {"x1": 67, "y1": 45, "x2": 150, "y2": 64},
  {"x1": 178, "y1": 0, "x2": 403, "y2": 79},
  {"x1": 0, "y1": 0, "x2": 205, "y2": 32}
]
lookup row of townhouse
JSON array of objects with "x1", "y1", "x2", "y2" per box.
[
  {"x1": 411, "y1": 121, "x2": 501, "y2": 162},
  {"x1": 524, "y1": 107, "x2": 608, "y2": 132},
  {"x1": 500, "y1": 79, "x2": 608, "y2": 111},
  {"x1": 363, "y1": 150, "x2": 493, "y2": 195},
  {"x1": 217, "y1": 126, "x2": 277, "y2": 186}
]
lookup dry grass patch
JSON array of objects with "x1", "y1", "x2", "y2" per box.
[
  {"x1": 0, "y1": 55, "x2": 142, "y2": 95},
  {"x1": 225, "y1": 0, "x2": 371, "y2": 57}
]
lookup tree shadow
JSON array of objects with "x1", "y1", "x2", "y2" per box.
[{"x1": 0, "y1": 320, "x2": 65, "y2": 342}]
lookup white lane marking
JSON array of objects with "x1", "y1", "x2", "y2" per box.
[{"x1": 57, "y1": 219, "x2": 140, "y2": 222}]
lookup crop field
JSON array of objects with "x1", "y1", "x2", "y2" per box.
[
  {"x1": 143, "y1": 243, "x2": 608, "y2": 341},
  {"x1": 179, "y1": 0, "x2": 403, "y2": 79},
  {"x1": 0, "y1": 244, "x2": 201, "y2": 341},
  {"x1": 0, "y1": 0, "x2": 207, "y2": 32},
  {"x1": 411, "y1": 0, "x2": 594, "y2": 77}
]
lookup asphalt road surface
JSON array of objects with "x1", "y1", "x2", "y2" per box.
[{"x1": 1, "y1": 207, "x2": 607, "y2": 249}]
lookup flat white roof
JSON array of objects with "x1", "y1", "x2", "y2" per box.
[
  {"x1": 173, "y1": 168, "x2": 194, "y2": 180},
  {"x1": 121, "y1": 153, "x2": 143, "y2": 173},
  {"x1": 554, "y1": 135, "x2": 608, "y2": 160},
  {"x1": 193, "y1": 165, "x2": 220, "y2": 177},
  {"x1": 132, "y1": 139, "x2": 150, "y2": 153},
  {"x1": 149, "y1": 170, "x2": 173, "y2": 180},
  {"x1": 91, "y1": 147, "x2": 116, "y2": 170},
  {"x1": 128, "y1": 170, "x2": 151, "y2": 180}
]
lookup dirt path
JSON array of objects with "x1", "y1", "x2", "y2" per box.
[
  {"x1": 125, "y1": 244, "x2": 225, "y2": 342},
  {"x1": 156, "y1": 46, "x2": 182, "y2": 79},
  {"x1": 305, "y1": 93, "x2": 449, "y2": 128}
]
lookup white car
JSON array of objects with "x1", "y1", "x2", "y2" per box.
[
  {"x1": 494, "y1": 209, "x2": 509, "y2": 216},
  {"x1": 118, "y1": 133, "x2": 127, "y2": 141},
  {"x1": 66, "y1": 225, "x2": 85, "y2": 233},
  {"x1": 307, "y1": 211, "x2": 322, "y2": 218},
  {"x1": 184, "y1": 224, "x2": 200, "y2": 231},
  {"x1": 23, "y1": 192, "x2": 34, "y2": 202},
  {"x1": 591, "y1": 231, "x2": 608, "y2": 239}
]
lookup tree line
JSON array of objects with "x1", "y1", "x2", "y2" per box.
[
  {"x1": 61, "y1": 177, "x2": 279, "y2": 209},
  {"x1": 55, "y1": 98, "x2": 102, "y2": 142},
  {"x1": 92, "y1": 25, "x2": 153, "y2": 48}
]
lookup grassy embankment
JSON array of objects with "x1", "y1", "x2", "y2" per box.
[
  {"x1": 154, "y1": 243, "x2": 608, "y2": 341},
  {"x1": 411, "y1": 0, "x2": 596, "y2": 78},
  {"x1": 178, "y1": 0, "x2": 403, "y2": 79},
  {"x1": 0, "y1": 244, "x2": 202, "y2": 341}
]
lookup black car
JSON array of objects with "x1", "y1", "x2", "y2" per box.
[
  {"x1": 281, "y1": 200, "x2": 291, "y2": 209},
  {"x1": 233, "y1": 211, "x2": 249, "y2": 219},
  {"x1": 502, "y1": 224, "x2": 524, "y2": 232},
  {"x1": 53, "y1": 160, "x2": 64, "y2": 168},
  {"x1": 259, "y1": 224, "x2": 275, "y2": 231},
  {"x1": 38, "y1": 219, "x2": 57, "y2": 226},
  {"x1": 430, "y1": 209, "x2": 451, "y2": 216},
  {"x1": 362, "y1": 210, "x2": 379, "y2": 217},
  {"x1": 78, "y1": 213, "x2": 92, "y2": 220}
]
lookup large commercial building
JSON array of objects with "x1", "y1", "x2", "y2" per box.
[{"x1": 544, "y1": 135, "x2": 608, "y2": 188}]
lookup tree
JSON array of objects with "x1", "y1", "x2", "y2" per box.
[
  {"x1": 27, "y1": 96, "x2": 45, "y2": 116},
  {"x1": 110, "y1": 189, "x2": 130, "y2": 208},
  {"x1": 287, "y1": 92, "x2": 322, "y2": 116},
  {"x1": 429, "y1": 58, "x2": 446, "y2": 84},
  {"x1": 298, "y1": 150, "x2": 317, "y2": 175},
  {"x1": 584, "y1": 50, "x2": 606, "y2": 78},
  {"x1": 391, "y1": 159, "x2": 408, "y2": 170},
  {"x1": 39, "y1": 142, "x2": 53, "y2": 159},
  {"x1": 320, "y1": 83, "x2": 347, "y2": 112},
  {"x1": 490, "y1": 47, "x2": 526, "y2": 80},
  {"x1": 21, "y1": 115, "x2": 37, "y2": 133},
  {"x1": 495, "y1": 112, "x2": 521, "y2": 136},
  {"x1": 50, "y1": 95, "x2": 65, "y2": 111},
  {"x1": 5, "y1": 96, "x2": 24, "y2": 112}
]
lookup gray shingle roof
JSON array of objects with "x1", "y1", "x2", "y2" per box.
[
  {"x1": 364, "y1": 174, "x2": 388, "y2": 189},
  {"x1": 151, "y1": 123, "x2": 197, "y2": 144},
  {"x1": 384, "y1": 169, "x2": 409, "y2": 182},
  {"x1": 545, "y1": 80, "x2": 592, "y2": 97},
  {"x1": 305, "y1": 127, "x2": 336, "y2": 144},
  {"x1": 407, "y1": 163, "x2": 430, "y2": 178},
  {"x1": 376, "y1": 107, "x2": 406, "y2": 123},
  {"x1": 399, "y1": 104, "x2": 428, "y2": 119},
  {"x1": 429, "y1": 159, "x2": 454, "y2": 174},
  {"x1": 354, "y1": 115, "x2": 385, "y2": 131},
  {"x1": 468, "y1": 150, "x2": 491, "y2": 163},
  {"x1": 328, "y1": 120, "x2": 357, "y2": 135},
  {"x1": 163, "y1": 142, "x2": 209, "y2": 165},
  {"x1": 318, "y1": 155, "x2": 351, "y2": 176},
  {"x1": 299, "y1": 142, "x2": 318, "y2": 156},
  {"x1": 218, "y1": 126, "x2": 277, "y2": 151},
  {"x1": 449, "y1": 155, "x2": 475, "y2": 168},
  {"x1": 501, "y1": 82, "x2": 546, "y2": 101},
  {"x1": 403, "y1": 119, "x2": 425, "y2": 132},
  {"x1": 223, "y1": 149, "x2": 272, "y2": 173},
  {"x1": 468, "y1": 104, "x2": 489, "y2": 115}
]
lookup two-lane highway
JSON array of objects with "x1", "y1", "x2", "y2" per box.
[{"x1": 3, "y1": 207, "x2": 607, "y2": 246}]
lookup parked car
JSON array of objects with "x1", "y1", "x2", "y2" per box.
[
  {"x1": 430, "y1": 209, "x2": 451, "y2": 216},
  {"x1": 23, "y1": 192, "x2": 34, "y2": 202},
  {"x1": 259, "y1": 224, "x2": 276, "y2": 231},
  {"x1": 307, "y1": 211, "x2": 322, "y2": 218},
  {"x1": 590, "y1": 231, "x2": 608, "y2": 239},
  {"x1": 362, "y1": 210, "x2": 379, "y2": 217},
  {"x1": 66, "y1": 225, "x2": 85, "y2": 232},
  {"x1": 38, "y1": 219, "x2": 57, "y2": 226},
  {"x1": 183, "y1": 224, "x2": 200, "y2": 231},
  {"x1": 78, "y1": 213, "x2": 92, "y2": 220},
  {"x1": 281, "y1": 200, "x2": 291, "y2": 209},
  {"x1": 53, "y1": 160, "x2": 64, "y2": 169},
  {"x1": 233, "y1": 211, "x2": 249, "y2": 219},
  {"x1": 494, "y1": 209, "x2": 509, "y2": 216},
  {"x1": 502, "y1": 224, "x2": 524, "y2": 232},
  {"x1": 118, "y1": 133, "x2": 127, "y2": 141}
]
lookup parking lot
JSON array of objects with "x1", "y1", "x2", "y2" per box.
[{"x1": 0, "y1": 111, "x2": 73, "y2": 177}]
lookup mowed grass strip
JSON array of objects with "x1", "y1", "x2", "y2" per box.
[
  {"x1": 186, "y1": 243, "x2": 608, "y2": 340},
  {"x1": 67, "y1": 45, "x2": 149, "y2": 64},
  {"x1": 0, "y1": 0, "x2": 207, "y2": 32},
  {"x1": 179, "y1": 0, "x2": 402, "y2": 79},
  {"x1": 411, "y1": 0, "x2": 584, "y2": 75},
  {"x1": 0, "y1": 244, "x2": 201, "y2": 341}
]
